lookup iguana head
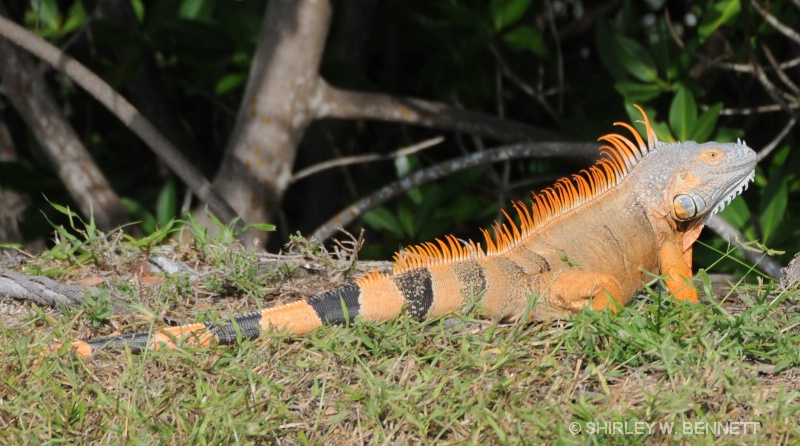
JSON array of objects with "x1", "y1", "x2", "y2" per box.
[{"x1": 664, "y1": 139, "x2": 757, "y2": 224}]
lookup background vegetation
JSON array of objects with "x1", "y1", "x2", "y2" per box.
[
  {"x1": 0, "y1": 0, "x2": 797, "y2": 272},
  {"x1": 0, "y1": 0, "x2": 800, "y2": 272}
]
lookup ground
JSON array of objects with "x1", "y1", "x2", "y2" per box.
[{"x1": 1, "y1": 224, "x2": 799, "y2": 445}]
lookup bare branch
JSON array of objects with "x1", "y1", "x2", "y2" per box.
[
  {"x1": 543, "y1": 0, "x2": 564, "y2": 113},
  {"x1": 0, "y1": 13, "x2": 243, "y2": 230},
  {"x1": 291, "y1": 136, "x2": 444, "y2": 183},
  {"x1": 761, "y1": 43, "x2": 800, "y2": 95},
  {"x1": 705, "y1": 215, "x2": 785, "y2": 278},
  {"x1": 311, "y1": 141, "x2": 599, "y2": 241},
  {"x1": 314, "y1": 80, "x2": 566, "y2": 142},
  {"x1": 0, "y1": 29, "x2": 129, "y2": 230},
  {"x1": 718, "y1": 103, "x2": 799, "y2": 115},
  {"x1": 751, "y1": 0, "x2": 800, "y2": 45},
  {"x1": 490, "y1": 45, "x2": 559, "y2": 121},
  {"x1": 0, "y1": 269, "x2": 92, "y2": 307}
]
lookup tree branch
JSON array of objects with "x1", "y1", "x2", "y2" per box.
[
  {"x1": 311, "y1": 141, "x2": 600, "y2": 241},
  {"x1": 314, "y1": 80, "x2": 566, "y2": 142},
  {"x1": 0, "y1": 26, "x2": 129, "y2": 230},
  {"x1": 706, "y1": 215, "x2": 784, "y2": 278},
  {"x1": 0, "y1": 13, "x2": 243, "y2": 230},
  {"x1": 291, "y1": 136, "x2": 444, "y2": 183}
]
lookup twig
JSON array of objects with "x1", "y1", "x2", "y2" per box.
[
  {"x1": 0, "y1": 14, "x2": 244, "y2": 230},
  {"x1": 757, "y1": 116, "x2": 797, "y2": 161},
  {"x1": 750, "y1": 0, "x2": 800, "y2": 45},
  {"x1": 490, "y1": 45, "x2": 559, "y2": 121},
  {"x1": 761, "y1": 43, "x2": 800, "y2": 95},
  {"x1": 544, "y1": 0, "x2": 564, "y2": 113},
  {"x1": 740, "y1": 4, "x2": 796, "y2": 115},
  {"x1": 705, "y1": 215, "x2": 784, "y2": 278},
  {"x1": 311, "y1": 141, "x2": 599, "y2": 241},
  {"x1": 291, "y1": 136, "x2": 445, "y2": 183},
  {"x1": 717, "y1": 104, "x2": 799, "y2": 115}
]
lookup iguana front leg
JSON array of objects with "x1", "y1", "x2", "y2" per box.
[
  {"x1": 659, "y1": 240, "x2": 698, "y2": 302},
  {"x1": 545, "y1": 270, "x2": 627, "y2": 313}
]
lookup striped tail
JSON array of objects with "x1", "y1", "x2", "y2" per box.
[
  {"x1": 63, "y1": 283, "x2": 367, "y2": 357},
  {"x1": 59, "y1": 260, "x2": 474, "y2": 357}
]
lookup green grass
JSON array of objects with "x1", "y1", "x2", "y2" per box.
[{"x1": 1, "y1": 215, "x2": 799, "y2": 444}]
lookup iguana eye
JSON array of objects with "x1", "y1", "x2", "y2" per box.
[{"x1": 701, "y1": 149, "x2": 724, "y2": 164}]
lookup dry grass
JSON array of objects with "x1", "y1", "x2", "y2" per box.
[{"x1": 1, "y1": 213, "x2": 799, "y2": 445}]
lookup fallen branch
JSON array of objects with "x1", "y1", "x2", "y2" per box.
[{"x1": 0, "y1": 269, "x2": 93, "y2": 308}]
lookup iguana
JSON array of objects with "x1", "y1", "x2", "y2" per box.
[{"x1": 56, "y1": 106, "x2": 757, "y2": 358}]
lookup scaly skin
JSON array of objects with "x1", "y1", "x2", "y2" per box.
[{"x1": 56, "y1": 106, "x2": 757, "y2": 358}]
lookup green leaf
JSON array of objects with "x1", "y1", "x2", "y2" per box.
[
  {"x1": 613, "y1": 80, "x2": 662, "y2": 103},
  {"x1": 698, "y1": 0, "x2": 741, "y2": 40},
  {"x1": 156, "y1": 180, "x2": 177, "y2": 228},
  {"x1": 490, "y1": 0, "x2": 533, "y2": 31},
  {"x1": 717, "y1": 196, "x2": 750, "y2": 228},
  {"x1": 120, "y1": 197, "x2": 157, "y2": 234},
  {"x1": 669, "y1": 87, "x2": 698, "y2": 141},
  {"x1": 244, "y1": 223, "x2": 276, "y2": 233},
  {"x1": 617, "y1": 38, "x2": 659, "y2": 83},
  {"x1": 413, "y1": 186, "x2": 442, "y2": 235},
  {"x1": 759, "y1": 169, "x2": 789, "y2": 244},
  {"x1": 690, "y1": 103, "x2": 723, "y2": 142},
  {"x1": 179, "y1": 0, "x2": 213, "y2": 21},
  {"x1": 131, "y1": 0, "x2": 145, "y2": 23},
  {"x1": 26, "y1": 0, "x2": 60, "y2": 36},
  {"x1": 215, "y1": 73, "x2": 246, "y2": 95},
  {"x1": 502, "y1": 25, "x2": 547, "y2": 57},
  {"x1": 774, "y1": 360, "x2": 793, "y2": 374},
  {"x1": 362, "y1": 207, "x2": 404, "y2": 238},
  {"x1": 596, "y1": 22, "x2": 628, "y2": 80},
  {"x1": 62, "y1": 2, "x2": 87, "y2": 34}
]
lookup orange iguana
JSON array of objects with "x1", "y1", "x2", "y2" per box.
[{"x1": 57, "y1": 106, "x2": 757, "y2": 357}]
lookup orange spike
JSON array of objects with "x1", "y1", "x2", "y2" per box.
[
  {"x1": 436, "y1": 238, "x2": 451, "y2": 261},
  {"x1": 599, "y1": 145, "x2": 626, "y2": 173},
  {"x1": 385, "y1": 106, "x2": 655, "y2": 266},
  {"x1": 481, "y1": 227, "x2": 497, "y2": 253},
  {"x1": 605, "y1": 128, "x2": 645, "y2": 160},
  {"x1": 603, "y1": 135, "x2": 636, "y2": 170},
  {"x1": 633, "y1": 104, "x2": 658, "y2": 148},
  {"x1": 501, "y1": 209, "x2": 522, "y2": 240}
]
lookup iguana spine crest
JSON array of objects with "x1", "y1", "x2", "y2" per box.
[{"x1": 387, "y1": 105, "x2": 657, "y2": 279}]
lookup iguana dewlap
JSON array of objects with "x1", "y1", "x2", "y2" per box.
[{"x1": 56, "y1": 106, "x2": 757, "y2": 357}]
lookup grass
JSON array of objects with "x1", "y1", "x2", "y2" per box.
[{"x1": 1, "y1": 212, "x2": 799, "y2": 444}]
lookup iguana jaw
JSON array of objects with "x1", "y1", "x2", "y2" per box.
[{"x1": 710, "y1": 168, "x2": 755, "y2": 217}]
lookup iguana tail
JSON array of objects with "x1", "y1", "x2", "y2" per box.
[{"x1": 61, "y1": 260, "x2": 472, "y2": 357}]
